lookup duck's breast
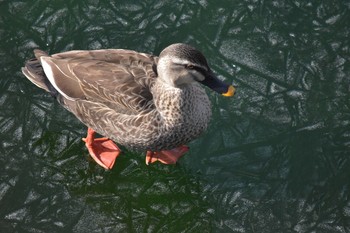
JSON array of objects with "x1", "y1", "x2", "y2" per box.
[{"x1": 150, "y1": 82, "x2": 212, "y2": 150}]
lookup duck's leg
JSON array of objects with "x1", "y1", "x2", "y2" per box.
[
  {"x1": 82, "y1": 128, "x2": 121, "y2": 170},
  {"x1": 145, "y1": 145, "x2": 189, "y2": 165}
]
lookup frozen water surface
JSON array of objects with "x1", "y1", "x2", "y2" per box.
[{"x1": 1, "y1": 0, "x2": 350, "y2": 232}]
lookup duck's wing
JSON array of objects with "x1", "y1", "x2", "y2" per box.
[{"x1": 39, "y1": 49, "x2": 158, "y2": 114}]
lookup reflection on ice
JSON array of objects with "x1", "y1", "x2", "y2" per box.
[
  {"x1": 5, "y1": 208, "x2": 27, "y2": 221},
  {"x1": 0, "y1": 183, "x2": 11, "y2": 202}
]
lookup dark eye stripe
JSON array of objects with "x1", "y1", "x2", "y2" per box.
[{"x1": 181, "y1": 62, "x2": 209, "y2": 77}]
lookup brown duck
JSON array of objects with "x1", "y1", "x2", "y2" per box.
[{"x1": 22, "y1": 43, "x2": 235, "y2": 169}]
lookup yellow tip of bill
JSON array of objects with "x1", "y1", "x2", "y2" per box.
[{"x1": 222, "y1": 85, "x2": 236, "y2": 97}]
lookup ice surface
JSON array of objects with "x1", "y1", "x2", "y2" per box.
[{"x1": 1, "y1": 0, "x2": 350, "y2": 232}]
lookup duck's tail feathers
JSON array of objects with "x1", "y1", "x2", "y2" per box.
[{"x1": 22, "y1": 49, "x2": 58, "y2": 96}]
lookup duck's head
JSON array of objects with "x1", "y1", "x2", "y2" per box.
[{"x1": 157, "y1": 43, "x2": 235, "y2": 97}]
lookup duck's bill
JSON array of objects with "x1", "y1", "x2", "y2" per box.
[{"x1": 200, "y1": 72, "x2": 236, "y2": 97}]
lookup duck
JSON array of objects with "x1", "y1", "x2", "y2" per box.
[{"x1": 22, "y1": 43, "x2": 235, "y2": 169}]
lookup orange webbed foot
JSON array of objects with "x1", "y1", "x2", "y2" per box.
[
  {"x1": 146, "y1": 145, "x2": 189, "y2": 165},
  {"x1": 82, "y1": 128, "x2": 121, "y2": 170}
]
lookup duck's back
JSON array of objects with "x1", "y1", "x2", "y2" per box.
[{"x1": 52, "y1": 50, "x2": 158, "y2": 114}]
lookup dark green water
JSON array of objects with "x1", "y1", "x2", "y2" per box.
[{"x1": 1, "y1": 0, "x2": 350, "y2": 232}]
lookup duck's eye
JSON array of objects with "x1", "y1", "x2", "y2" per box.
[{"x1": 186, "y1": 64, "x2": 195, "y2": 69}]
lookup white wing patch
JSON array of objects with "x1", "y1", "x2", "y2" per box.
[{"x1": 41, "y1": 57, "x2": 77, "y2": 101}]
